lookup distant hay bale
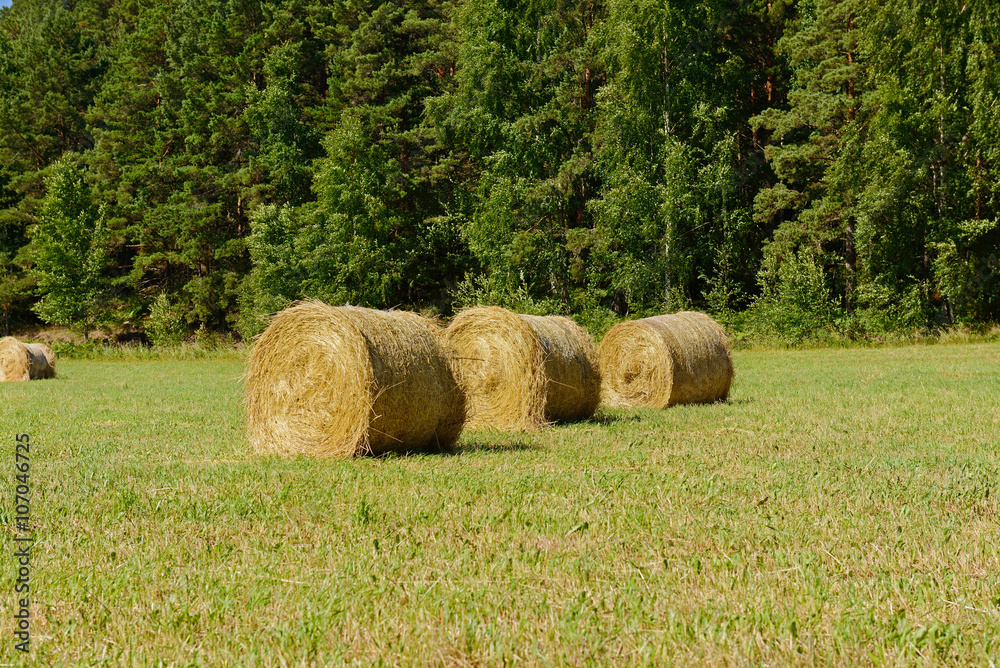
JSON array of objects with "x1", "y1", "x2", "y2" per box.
[
  {"x1": 443, "y1": 306, "x2": 600, "y2": 430},
  {"x1": 245, "y1": 301, "x2": 465, "y2": 458},
  {"x1": 599, "y1": 312, "x2": 733, "y2": 408},
  {"x1": 0, "y1": 337, "x2": 56, "y2": 382}
]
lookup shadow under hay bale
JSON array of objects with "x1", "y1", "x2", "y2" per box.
[
  {"x1": 0, "y1": 337, "x2": 56, "y2": 382},
  {"x1": 443, "y1": 306, "x2": 600, "y2": 431},
  {"x1": 599, "y1": 311, "x2": 733, "y2": 408},
  {"x1": 245, "y1": 301, "x2": 465, "y2": 458}
]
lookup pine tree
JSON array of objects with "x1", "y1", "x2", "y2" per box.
[
  {"x1": 87, "y1": 0, "x2": 328, "y2": 332},
  {"x1": 445, "y1": 0, "x2": 602, "y2": 313},
  {"x1": 267, "y1": 0, "x2": 466, "y2": 310},
  {"x1": 0, "y1": 0, "x2": 107, "y2": 327},
  {"x1": 750, "y1": 0, "x2": 866, "y2": 316},
  {"x1": 586, "y1": 0, "x2": 789, "y2": 316}
]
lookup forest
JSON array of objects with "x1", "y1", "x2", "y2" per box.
[{"x1": 0, "y1": 0, "x2": 998, "y2": 344}]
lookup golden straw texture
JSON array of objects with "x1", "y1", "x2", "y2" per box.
[
  {"x1": 245, "y1": 302, "x2": 465, "y2": 457},
  {"x1": 599, "y1": 311, "x2": 733, "y2": 408},
  {"x1": 0, "y1": 337, "x2": 56, "y2": 382},
  {"x1": 444, "y1": 306, "x2": 600, "y2": 430}
]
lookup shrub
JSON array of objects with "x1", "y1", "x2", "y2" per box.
[{"x1": 146, "y1": 293, "x2": 186, "y2": 348}]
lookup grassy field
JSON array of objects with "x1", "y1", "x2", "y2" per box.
[{"x1": 1, "y1": 342, "x2": 998, "y2": 665}]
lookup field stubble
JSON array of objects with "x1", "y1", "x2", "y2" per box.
[{"x1": 0, "y1": 344, "x2": 997, "y2": 665}]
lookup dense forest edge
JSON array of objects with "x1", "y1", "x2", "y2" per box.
[{"x1": 1, "y1": 0, "x2": 998, "y2": 349}]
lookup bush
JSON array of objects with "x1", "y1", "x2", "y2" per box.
[
  {"x1": 452, "y1": 271, "x2": 562, "y2": 317},
  {"x1": 743, "y1": 248, "x2": 843, "y2": 344},
  {"x1": 852, "y1": 280, "x2": 932, "y2": 335},
  {"x1": 237, "y1": 204, "x2": 301, "y2": 341},
  {"x1": 146, "y1": 293, "x2": 186, "y2": 348}
]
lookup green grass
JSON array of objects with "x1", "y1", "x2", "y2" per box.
[{"x1": 1, "y1": 344, "x2": 998, "y2": 665}]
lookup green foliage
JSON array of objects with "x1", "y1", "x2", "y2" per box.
[
  {"x1": 83, "y1": 0, "x2": 331, "y2": 332},
  {"x1": 146, "y1": 292, "x2": 187, "y2": 347},
  {"x1": 750, "y1": 0, "x2": 866, "y2": 315},
  {"x1": 286, "y1": 0, "x2": 468, "y2": 309},
  {"x1": 0, "y1": 1, "x2": 108, "y2": 329},
  {"x1": 28, "y1": 158, "x2": 109, "y2": 339},
  {"x1": 0, "y1": 249, "x2": 34, "y2": 336},
  {"x1": 237, "y1": 203, "x2": 299, "y2": 340},
  {"x1": 747, "y1": 247, "x2": 842, "y2": 343},
  {"x1": 0, "y1": 0, "x2": 997, "y2": 340},
  {"x1": 851, "y1": 278, "x2": 931, "y2": 335},
  {"x1": 849, "y1": 0, "x2": 1000, "y2": 324},
  {"x1": 587, "y1": 0, "x2": 782, "y2": 315},
  {"x1": 242, "y1": 76, "x2": 322, "y2": 206},
  {"x1": 0, "y1": 1, "x2": 103, "y2": 191},
  {"x1": 308, "y1": 109, "x2": 412, "y2": 306},
  {"x1": 452, "y1": 270, "x2": 563, "y2": 316},
  {"x1": 447, "y1": 0, "x2": 601, "y2": 311}
]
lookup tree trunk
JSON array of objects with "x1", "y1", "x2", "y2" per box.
[{"x1": 845, "y1": 217, "x2": 856, "y2": 313}]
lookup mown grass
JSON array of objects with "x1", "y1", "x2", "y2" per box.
[{"x1": 1, "y1": 344, "x2": 998, "y2": 665}]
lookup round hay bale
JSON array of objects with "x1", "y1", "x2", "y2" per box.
[
  {"x1": 245, "y1": 301, "x2": 465, "y2": 458},
  {"x1": 599, "y1": 311, "x2": 733, "y2": 408},
  {"x1": 0, "y1": 337, "x2": 56, "y2": 382},
  {"x1": 443, "y1": 306, "x2": 600, "y2": 430}
]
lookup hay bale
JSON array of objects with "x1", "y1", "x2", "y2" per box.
[
  {"x1": 599, "y1": 311, "x2": 733, "y2": 408},
  {"x1": 245, "y1": 301, "x2": 465, "y2": 458},
  {"x1": 0, "y1": 337, "x2": 56, "y2": 382},
  {"x1": 443, "y1": 306, "x2": 600, "y2": 430}
]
